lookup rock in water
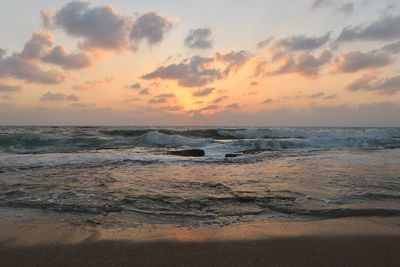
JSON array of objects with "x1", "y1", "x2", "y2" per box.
[
  {"x1": 225, "y1": 153, "x2": 243, "y2": 158},
  {"x1": 85, "y1": 219, "x2": 102, "y2": 226},
  {"x1": 169, "y1": 149, "x2": 205, "y2": 157},
  {"x1": 225, "y1": 148, "x2": 272, "y2": 158}
]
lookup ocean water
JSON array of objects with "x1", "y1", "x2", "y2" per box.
[{"x1": 0, "y1": 126, "x2": 400, "y2": 227}]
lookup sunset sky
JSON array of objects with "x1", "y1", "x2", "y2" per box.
[{"x1": 1, "y1": 0, "x2": 400, "y2": 126}]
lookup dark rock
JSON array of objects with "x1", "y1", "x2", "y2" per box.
[
  {"x1": 225, "y1": 153, "x2": 243, "y2": 158},
  {"x1": 225, "y1": 148, "x2": 272, "y2": 158},
  {"x1": 240, "y1": 148, "x2": 272, "y2": 154},
  {"x1": 168, "y1": 149, "x2": 205, "y2": 157},
  {"x1": 85, "y1": 219, "x2": 102, "y2": 226}
]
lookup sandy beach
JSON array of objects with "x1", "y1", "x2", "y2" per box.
[{"x1": 1, "y1": 217, "x2": 400, "y2": 267}]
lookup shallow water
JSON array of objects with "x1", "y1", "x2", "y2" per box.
[{"x1": 0, "y1": 126, "x2": 399, "y2": 227}]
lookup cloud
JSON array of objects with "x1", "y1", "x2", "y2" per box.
[
  {"x1": 275, "y1": 32, "x2": 331, "y2": 52},
  {"x1": 139, "y1": 88, "x2": 150, "y2": 95},
  {"x1": 40, "y1": 9, "x2": 54, "y2": 28},
  {"x1": 346, "y1": 75, "x2": 400, "y2": 95},
  {"x1": 250, "y1": 81, "x2": 259, "y2": 86},
  {"x1": 215, "y1": 50, "x2": 252, "y2": 75},
  {"x1": 311, "y1": 0, "x2": 354, "y2": 16},
  {"x1": 184, "y1": 28, "x2": 213, "y2": 49},
  {"x1": 69, "y1": 102, "x2": 92, "y2": 109},
  {"x1": 0, "y1": 30, "x2": 91, "y2": 85},
  {"x1": 337, "y1": 2, "x2": 354, "y2": 16},
  {"x1": 198, "y1": 104, "x2": 219, "y2": 112},
  {"x1": 66, "y1": 95, "x2": 80, "y2": 101},
  {"x1": 130, "y1": 83, "x2": 142, "y2": 90},
  {"x1": 253, "y1": 60, "x2": 268, "y2": 77},
  {"x1": 23, "y1": 31, "x2": 92, "y2": 69},
  {"x1": 382, "y1": 40, "x2": 400, "y2": 54},
  {"x1": 130, "y1": 12, "x2": 173, "y2": 48},
  {"x1": 257, "y1": 33, "x2": 334, "y2": 77},
  {"x1": 257, "y1": 37, "x2": 274, "y2": 49},
  {"x1": 324, "y1": 94, "x2": 337, "y2": 99},
  {"x1": 280, "y1": 91, "x2": 304, "y2": 100},
  {"x1": 156, "y1": 93, "x2": 175, "y2": 98},
  {"x1": 270, "y1": 50, "x2": 332, "y2": 76},
  {"x1": 0, "y1": 83, "x2": 22, "y2": 92},
  {"x1": 142, "y1": 50, "x2": 251, "y2": 87},
  {"x1": 0, "y1": 32, "x2": 66, "y2": 84},
  {"x1": 246, "y1": 91, "x2": 258, "y2": 96},
  {"x1": 311, "y1": 0, "x2": 335, "y2": 9},
  {"x1": 50, "y1": 1, "x2": 130, "y2": 50},
  {"x1": 148, "y1": 97, "x2": 168, "y2": 104},
  {"x1": 72, "y1": 77, "x2": 114, "y2": 90},
  {"x1": 0, "y1": 54, "x2": 66, "y2": 84},
  {"x1": 165, "y1": 105, "x2": 183, "y2": 111},
  {"x1": 42, "y1": 46, "x2": 92, "y2": 69},
  {"x1": 337, "y1": 15, "x2": 400, "y2": 42},
  {"x1": 279, "y1": 91, "x2": 336, "y2": 100},
  {"x1": 20, "y1": 31, "x2": 53, "y2": 59},
  {"x1": 337, "y1": 50, "x2": 391, "y2": 73},
  {"x1": 262, "y1": 98, "x2": 274, "y2": 104},
  {"x1": 255, "y1": 32, "x2": 331, "y2": 65},
  {"x1": 225, "y1": 103, "x2": 240, "y2": 109},
  {"x1": 308, "y1": 92, "x2": 325, "y2": 98},
  {"x1": 125, "y1": 97, "x2": 140, "y2": 102},
  {"x1": 21, "y1": 31, "x2": 93, "y2": 70},
  {"x1": 40, "y1": 92, "x2": 79, "y2": 101},
  {"x1": 142, "y1": 55, "x2": 220, "y2": 87},
  {"x1": 212, "y1": 96, "x2": 228, "y2": 104},
  {"x1": 47, "y1": 2, "x2": 173, "y2": 51},
  {"x1": 147, "y1": 104, "x2": 184, "y2": 112},
  {"x1": 192, "y1": 87, "x2": 215, "y2": 97}
]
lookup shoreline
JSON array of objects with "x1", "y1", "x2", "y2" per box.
[{"x1": 1, "y1": 217, "x2": 399, "y2": 266}]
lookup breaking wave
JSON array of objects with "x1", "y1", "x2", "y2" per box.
[{"x1": 1, "y1": 127, "x2": 400, "y2": 154}]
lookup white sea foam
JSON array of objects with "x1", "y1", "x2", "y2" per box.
[{"x1": 137, "y1": 131, "x2": 211, "y2": 148}]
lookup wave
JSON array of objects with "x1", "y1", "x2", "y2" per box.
[
  {"x1": 217, "y1": 127, "x2": 400, "y2": 139},
  {"x1": 102, "y1": 127, "x2": 400, "y2": 140},
  {"x1": 134, "y1": 131, "x2": 211, "y2": 148},
  {"x1": 350, "y1": 193, "x2": 400, "y2": 200},
  {"x1": 0, "y1": 131, "x2": 118, "y2": 154},
  {"x1": 1, "y1": 127, "x2": 400, "y2": 154},
  {"x1": 263, "y1": 206, "x2": 400, "y2": 219},
  {"x1": 2, "y1": 197, "x2": 399, "y2": 220},
  {"x1": 2, "y1": 187, "x2": 399, "y2": 220},
  {"x1": 0, "y1": 201, "x2": 123, "y2": 214},
  {"x1": 102, "y1": 128, "x2": 230, "y2": 139}
]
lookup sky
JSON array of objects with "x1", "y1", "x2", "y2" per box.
[{"x1": 1, "y1": 0, "x2": 400, "y2": 126}]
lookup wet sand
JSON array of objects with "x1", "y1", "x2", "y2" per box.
[{"x1": 1, "y1": 217, "x2": 400, "y2": 267}]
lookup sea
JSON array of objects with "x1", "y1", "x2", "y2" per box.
[{"x1": 1, "y1": 126, "x2": 400, "y2": 227}]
